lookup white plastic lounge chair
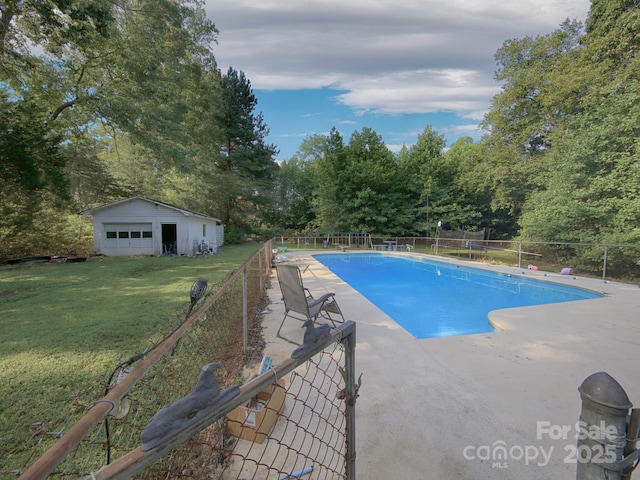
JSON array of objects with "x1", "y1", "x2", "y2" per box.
[{"x1": 275, "y1": 264, "x2": 345, "y2": 344}]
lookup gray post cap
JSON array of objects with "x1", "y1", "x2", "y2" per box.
[{"x1": 578, "y1": 371, "x2": 632, "y2": 415}]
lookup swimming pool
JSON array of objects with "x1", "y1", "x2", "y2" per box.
[{"x1": 313, "y1": 253, "x2": 602, "y2": 338}]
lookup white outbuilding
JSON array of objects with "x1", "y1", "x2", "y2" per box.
[{"x1": 81, "y1": 196, "x2": 224, "y2": 257}]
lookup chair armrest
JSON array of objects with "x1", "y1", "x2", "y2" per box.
[{"x1": 307, "y1": 292, "x2": 336, "y2": 309}]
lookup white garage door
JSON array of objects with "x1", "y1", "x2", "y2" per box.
[{"x1": 103, "y1": 223, "x2": 154, "y2": 256}]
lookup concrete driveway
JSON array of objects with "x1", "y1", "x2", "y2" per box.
[{"x1": 261, "y1": 251, "x2": 640, "y2": 479}]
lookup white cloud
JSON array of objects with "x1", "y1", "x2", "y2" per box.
[
  {"x1": 444, "y1": 124, "x2": 483, "y2": 137},
  {"x1": 386, "y1": 143, "x2": 407, "y2": 153},
  {"x1": 280, "y1": 132, "x2": 311, "y2": 138},
  {"x1": 207, "y1": 0, "x2": 590, "y2": 122},
  {"x1": 334, "y1": 69, "x2": 501, "y2": 116},
  {"x1": 462, "y1": 110, "x2": 489, "y2": 121}
]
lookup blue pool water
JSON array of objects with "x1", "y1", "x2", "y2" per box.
[{"x1": 313, "y1": 253, "x2": 602, "y2": 338}]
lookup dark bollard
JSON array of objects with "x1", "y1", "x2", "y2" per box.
[{"x1": 576, "y1": 372, "x2": 638, "y2": 480}]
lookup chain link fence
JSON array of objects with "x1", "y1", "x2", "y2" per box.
[
  {"x1": 10, "y1": 241, "x2": 358, "y2": 480},
  {"x1": 10, "y1": 241, "x2": 274, "y2": 479},
  {"x1": 222, "y1": 342, "x2": 350, "y2": 479},
  {"x1": 428, "y1": 239, "x2": 640, "y2": 283},
  {"x1": 273, "y1": 236, "x2": 640, "y2": 283},
  {"x1": 86, "y1": 323, "x2": 357, "y2": 480}
]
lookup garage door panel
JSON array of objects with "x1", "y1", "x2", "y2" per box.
[{"x1": 103, "y1": 223, "x2": 153, "y2": 255}]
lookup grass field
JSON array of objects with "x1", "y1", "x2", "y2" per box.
[{"x1": 0, "y1": 243, "x2": 261, "y2": 471}]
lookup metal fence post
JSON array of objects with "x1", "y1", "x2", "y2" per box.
[
  {"x1": 242, "y1": 266, "x2": 248, "y2": 354},
  {"x1": 342, "y1": 322, "x2": 357, "y2": 480},
  {"x1": 576, "y1": 372, "x2": 637, "y2": 480},
  {"x1": 622, "y1": 409, "x2": 640, "y2": 480},
  {"x1": 518, "y1": 241, "x2": 522, "y2": 269},
  {"x1": 258, "y1": 250, "x2": 263, "y2": 292},
  {"x1": 603, "y1": 246, "x2": 609, "y2": 281}
]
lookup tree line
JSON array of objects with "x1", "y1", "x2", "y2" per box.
[
  {"x1": 1, "y1": 0, "x2": 277, "y2": 256},
  {"x1": 1, "y1": 0, "x2": 639, "y2": 263},
  {"x1": 273, "y1": 0, "x2": 640, "y2": 250}
]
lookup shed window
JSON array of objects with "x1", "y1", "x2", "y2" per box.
[
  {"x1": 106, "y1": 231, "x2": 117, "y2": 239},
  {"x1": 131, "y1": 231, "x2": 141, "y2": 239},
  {"x1": 203, "y1": 224, "x2": 206, "y2": 236},
  {"x1": 118, "y1": 232, "x2": 129, "y2": 239},
  {"x1": 142, "y1": 231, "x2": 153, "y2": 238}
]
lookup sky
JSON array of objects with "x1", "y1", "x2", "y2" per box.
[{"x1": 204, "y1": 0, "x2": 591, "y2": 161}]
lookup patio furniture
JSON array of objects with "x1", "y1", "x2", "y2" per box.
[
  {"x1": 275, "y1": 264, "x2": 345, "y2": 345},
  {"x1": 384, "y1": 239, "x2": 398, "y2": 251}
]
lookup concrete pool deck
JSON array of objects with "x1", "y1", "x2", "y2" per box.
[{"x1": 260, "y1": 251, "x2": 640, "y2": 479}]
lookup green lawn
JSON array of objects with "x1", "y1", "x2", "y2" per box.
[{"x1": 0, "y1": 244, "x2": 260, "y2": 472}]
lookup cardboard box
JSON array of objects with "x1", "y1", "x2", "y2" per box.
[{"x1": 226, "y1": 378, "x2": 286, "y2": 444}]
